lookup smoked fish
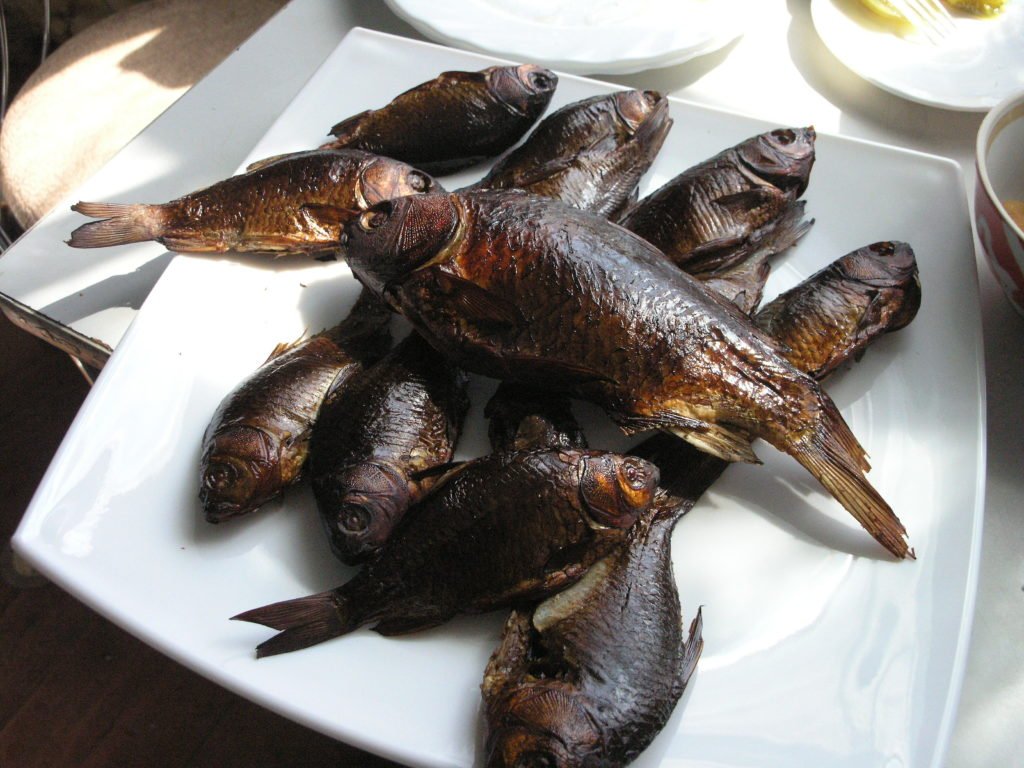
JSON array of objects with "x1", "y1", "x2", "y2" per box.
[
  {"x1": 468, "y1": 91, "x2": 671, "y2": 218},
  {"x1": 322, "y1": 65, "x2": 558, "y2": 175},
  {"x1": 620, "y1": 127, "x2": 816, "y2": 274},
  {"x1": 343, "y1": 190, "x2": 911, "y2": 559},
  {"x1": 234, "y1": 448, "x2": 659, "y2": 657},
  {"x1": 309, "y1": 332, "x2": 468, "y2": 564},
  {"x1": 199, "y1": 289, "x2": 392, "y2": 522},
  {"x1": 68, "y1": 149, "x2": 439, "y2": 256}
]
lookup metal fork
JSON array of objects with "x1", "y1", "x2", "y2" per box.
[{"x1": 887, "y1": 0, "x2": 956, "y2": 43}]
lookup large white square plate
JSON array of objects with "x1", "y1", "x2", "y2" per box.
[{"x1": 14, "y1": 28, "x2": 985, "y2": 768}]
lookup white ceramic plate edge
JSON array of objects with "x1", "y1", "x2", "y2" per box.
[{"x1": 12, "y1": 27, "x2": 988, "y2": 768}]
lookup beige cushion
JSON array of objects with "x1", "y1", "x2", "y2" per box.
[{"x1": 0, "y1": 0, "x2": 286, "y2": 228}]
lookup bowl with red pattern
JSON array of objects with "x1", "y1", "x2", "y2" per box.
[{"x1": 975, "y1": 88, "x2": 1024, "y2": 316}]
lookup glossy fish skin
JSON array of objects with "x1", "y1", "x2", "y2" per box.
[
  {"x1": 322, "y1": 65, "x2": 558, "y2": 175},
  {"x1": 310, "y1": 332, "x2": 469, "y2": 564},
  {"x1": 67, "y1": 149, "x2": 439, "y2": 255},
  {"x1": 483, "y1": 435, "x2": 711, "y2": 768},
  {"x1": 344, "y1": 190, "x2": 910, "y2": 559},
  {"x1": 199, "y1": 289, "x2": 392, "y2": 523},
  {"x1": 698, "y1": 199, "x2": 812, "y2": 315},
  {"x1": 485, "y1": 382, "x2": 588, "y2": 453},
  {"x1": 482, "y1": 241, "x2": 923, "y2": 768},
  {"x1": 620, "y1": 127, "x2": 816, "y2": 274},
  {"x1": 754, "y1": 241, "x2": 921, "y2": 378},
  {"x1": 234, "y1": 449, "x2": 659, "y2": 657},
  {"x1": 469, "y1": 91, "x2": 672, "y2": 219}
]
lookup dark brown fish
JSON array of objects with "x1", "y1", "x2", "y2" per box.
[
  {"x1": 343, "y1": 190, "x2": 910, "y2": 559},
  {"x1": 309, "y1": 332, "x2": 468, "y2": 564},
  {"x1": 481, "y1": 241, "x2": 923, "y2": 768},
  {"x1": 698, "y1": 200, "x2": 811, "y2": 314},
  {"x1": 233, "y1": 448, "x2": 659, "y2": 657},
  {"x1": 485, "y1": 382, "x2": 588, "y2": 453},
  {"x1": 199, "y1": 289, "x2": 392, "y2": 523},
  {"x1": 483, "y1": 434, "x2": 710, "y2": 768},
  {"x1": 754, "y1": 241, "x2": 922, "y2": 378},
  {"x1": 468, "y1": 91, "x2": 672, "y2": 219},
  {"x1": 620, "y1": 127, "x2": 816, "y2": 274},
  {"x1": 67, "y1": 149, "x2": 439, "y2": 255},
  {"x1": 321, "y1": 65, "x2": 558, "y2": 175}
]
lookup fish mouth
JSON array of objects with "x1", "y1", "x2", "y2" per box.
[
  {"x1": 203, "y1": 500, "x2": 249, "y2": 524},
  {"x1": 613, "y1": 90, "x2": 664, "y2": 134}
]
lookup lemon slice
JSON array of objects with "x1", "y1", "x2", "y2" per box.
[
  {"x1": 859, "y1": 0, "x2": 906, "y2": 19},
  {"x1": 944, "y1": 0, "x2": 1005, "y2": 16}
]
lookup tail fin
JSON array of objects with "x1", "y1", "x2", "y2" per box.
[
  {"x1": 679, "y1": 607, "x2": 704, "y2": 688},
  {"x1": 792, "y1": 398, "x2": 911, "y2": 560},
  {"x1": 67, "y1": 202, "x2": 166, "y2": 248},
  {"x1": 231, "y1": 589, "x2": 359, "y2": 658},
  {"x1": 327, "y1": 108, "x2": 372, "y2": 142}
]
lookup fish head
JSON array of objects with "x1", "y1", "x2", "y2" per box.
[
  {"x1": 199, "y1": 426, "x2": 283, "y2": 522},
  {"x1": 357, "y1": 157, "x2": 439, "y2": 207},
  {"x1": 487, "y1": 64, "x2": 558, "y2": 117},
  {"x1": 841, "y1": 241, "x2": 922, "y2": 331},
  {"x1": 315, "y1": 462, "x2": 410, "y2": 563},
  {"x1": 737, "y1": 127, "x2": 816, "y2": 197},
  {"x1": 578, "y1": 452, "x2": 659, "y2": 529},
  {"x1": 612, "y1": 89, "x2": 667, "y2": 135},
  {"x1": 485, "y1": 685, "x2": 602, "y2": 768},
  {"x1": 345, "y1": 193, "x2": 461, "y2": 295}
]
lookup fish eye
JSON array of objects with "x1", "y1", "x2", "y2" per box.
[
  {"x1": 339, "y1": 504, "x2": 371, "y2": 533},
  {"x1": 359, "y1": 207, "x2": 390, "y2": 232},
  {"x1": 529, "y1": 71, "x2": 553, "y2": 91},
  {"x1": 773, "y1": 128, "x2": 797, "y2": 145},
  {"x1": 205, "y1": 463, "x2": 235, "y2": 487},
  {"x1": 619, "y1": 457, "x2": 649, "y2": 491},
  {"x1": 407, "y1": 171, "x2": 431, "y2": 192}
]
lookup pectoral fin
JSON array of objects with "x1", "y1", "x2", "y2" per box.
[{"x1": 668, "y1": 423, "x2": 761, "y2": 464}]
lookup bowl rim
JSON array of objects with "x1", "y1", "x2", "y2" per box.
[{"x1": 976, "y1": 87, "x2": 1024, "y2": 243}]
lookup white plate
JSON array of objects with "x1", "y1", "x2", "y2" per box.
[
  {"x1": 812, "y1": 0, "x2": 1024, "y2": 111},
  {"x1": 14, "y1": 27, "x2": 984, "y2": 768},
  {"x1": 383, "y1": 0, "x2": 748, "y2": 74}
]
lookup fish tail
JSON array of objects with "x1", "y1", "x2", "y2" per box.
[
  {"x1": 791, "y1": 398, "x2": 911, "y2": 559},
  {"x1": 67, "y1": 202, "x2": 168, "y2": 248},
  {"x1": 327, "y1": 108, "x2": 372, "y2": 142},
  {"x1": 679, "y1": 607, "x2": 704, "y2": 688},
  {"x1": 231, "y1": 589, "x2": 360, "y2": 658}
]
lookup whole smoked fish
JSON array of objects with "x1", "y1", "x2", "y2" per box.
[
  {"x1": 322, "y1": 65, "x2": 558, "y2": 175},
  {"x1": 343, "y1": 190, "x2": 911, "y2": 558},
  {"x1": 199, "y1": 289, "x2": 392, "y2": 522},
  {"x1": 67, "y1": 149, "x2": 439, "y2": 256},
  {"x1": 483, "y1": 438, "x2": 707, "y2": 768},
  {"x1": 310, "y1": 332, "x2": 468, "y2": 564},
  {"x1": 620, "y1": 127, "x2": 816, "y2": 274},
  {"x1": 469, "y1": 90, "x2": 671, "y2": 218},
  {"x1": 234, "y1": 448, "x2": 659, "y2": 657}
]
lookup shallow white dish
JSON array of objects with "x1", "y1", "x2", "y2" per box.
[
  {"x1": 14, "y1": 27, "x2": 984, "y2": 768},
  {"x1": 812, "y1": 0, "x2": 1024, "y2": 111},
  {"x1": 383, "y1": 0, "x2": 748, "y2": 74}
]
